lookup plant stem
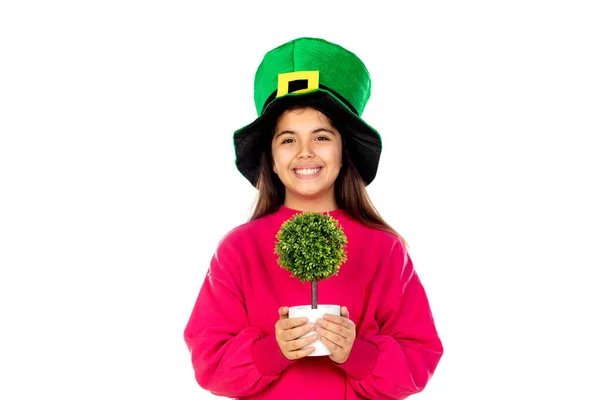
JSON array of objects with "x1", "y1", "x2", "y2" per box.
[{"x1": 311, "y1": 280, "x2": 318, "y2": 309}]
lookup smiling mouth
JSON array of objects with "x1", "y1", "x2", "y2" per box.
[{"x1": 293, "y1": 167, "x2": 322, "y2": 177}]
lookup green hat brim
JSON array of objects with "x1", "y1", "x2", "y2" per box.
[{"x1": 233, "y1": 89, "x2": 382, "y2": 187}]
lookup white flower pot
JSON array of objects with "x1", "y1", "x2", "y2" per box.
[{"x1": 288, "y1": 304, "x2": 341, "y2": 356}]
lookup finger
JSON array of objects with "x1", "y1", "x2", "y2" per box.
[
  {"x1": 291, "y1": 345, "x2": 316, "y2": 359},
  {"x1": 322, "y1": 314, "x2": 355, "y2": 332},
  {"x1": 280, "y1": 316, "x2": 309, "y2": 331},
  {"x1": 278, "y1": 306, "x2": 289, "y2": 319},
  {"x1": 341, "y1": 306, "x2": 349, "y2": 319},
  {"x1": 322, "y1": 313, "x2": 347, "y2": 325},
  {"x1": 292, "y1": 332, "x2": 320, "y2": 350},
  {"x1": 320, "y1": 335, "x2": 336, "y2": 353},
  {"x1": 320, "y1": 334, "x2": 343, "y2": 351},
  {"x1": 284, "y1": 333, "x2": 318, "y2": 353},
  {"x1": 285, "y1": 322, "x2": 316, "y2": 341},
  {"x1": 316, "y1": 326, "x2": 345, "y2": 347},
  {"x1": 317, "y1": 317, "x2": 351, "y2": 339}
]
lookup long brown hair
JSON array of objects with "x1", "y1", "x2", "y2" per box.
[{"x1": 248, "y1": 106, "x2": 406, "y2": 245}]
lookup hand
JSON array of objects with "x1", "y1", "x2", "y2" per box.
[
  {"x1": 316, "y1": 306, "x2": 356, "y2": 364},
  {"x1": 275, "y1": 306, "x2": 320, "y2": 361}
]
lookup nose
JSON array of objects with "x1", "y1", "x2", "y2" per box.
[{"x1": 297, "y1": 138, "x2": 315, "y2": 158}]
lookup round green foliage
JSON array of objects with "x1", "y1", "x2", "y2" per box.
[{"x1": 275, "y1": 212, "x2": 348, "y2": 283}]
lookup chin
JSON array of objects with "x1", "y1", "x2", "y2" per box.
[
  {"x1": 292, "y1": 186, "x2": 333, "y2": 199},
  {"x1": 293, "y1": 183, "x2": 324, "y2": 194},
  {"x1": 296, "y1": 191, "x2": 324, "y2": 199}
]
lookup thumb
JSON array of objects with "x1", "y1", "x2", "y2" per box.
[
  {"x1": 341, "y1": 306, "x2": 349, "y2": 319},
  {"x1": 278, "y1": 306, "x2": 289, "y2": 319}
]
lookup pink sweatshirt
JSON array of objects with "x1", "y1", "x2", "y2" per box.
[{"x1": 184, "y1": 206, "x2": 443, "y2": 399}]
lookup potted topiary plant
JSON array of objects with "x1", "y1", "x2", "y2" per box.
[{"x1": 274, "y1": 211, "x2": 348, "y2": 356}]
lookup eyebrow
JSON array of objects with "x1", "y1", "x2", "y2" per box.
[{"x1": 274, "y1": 127, "x2": 336, "y2": 139}]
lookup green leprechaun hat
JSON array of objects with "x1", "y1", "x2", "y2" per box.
[{"x1": 233, "y1": 37, "x2": 382, "y2": 187}]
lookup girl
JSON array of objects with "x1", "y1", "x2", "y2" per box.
[{"x1": 184, "y1": 37, "x2": 443, "y2": 400}]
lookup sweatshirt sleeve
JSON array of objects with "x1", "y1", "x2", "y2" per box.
[
  {"x1": 334, "y1": 239, "x2": 444, "y2": 399},
  {"x1": 183, "y1": 236, "x2": 295, "y2": 398}
]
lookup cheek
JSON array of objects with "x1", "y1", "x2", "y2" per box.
[
  {"x1": 270, "y1": 146, "x2": 278, "y2": 170},
  {"x1": 271, "y1": 152, "x2": 287, "y2": 173},
  {"x1": 273, "y1": 148, "x2": 293, "y2": 163},
  {"x1": 328, "y1": 146, "x2": 343, "y2": 168}
]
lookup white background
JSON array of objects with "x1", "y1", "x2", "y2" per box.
[{"x1": 1, "y1": 1, "x2": 599, "y2": 399}]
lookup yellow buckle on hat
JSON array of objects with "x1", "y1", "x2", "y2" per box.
[{"x1": 276, "y1": 71, "x2": 319, "y2": 98}]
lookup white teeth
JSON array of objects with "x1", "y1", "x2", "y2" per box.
[{"x1": 294, "y1": 168, "x2": 321, "y2": 176}]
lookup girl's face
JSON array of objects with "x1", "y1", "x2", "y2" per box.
[{"x1": 271, "y1": 107, "x2": 343, "y2": 212}]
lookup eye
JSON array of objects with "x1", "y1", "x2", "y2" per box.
[
  {"x1": 281, "y1": 138, "x2": 294, "y2": 144},
  {"x1": 316, "y1": 136, "x2": 329, "y2": 141}
]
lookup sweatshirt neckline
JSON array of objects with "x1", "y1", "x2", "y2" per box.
[{"x1": 277, "y1": 205, "x2": 347, "y2": 219}]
